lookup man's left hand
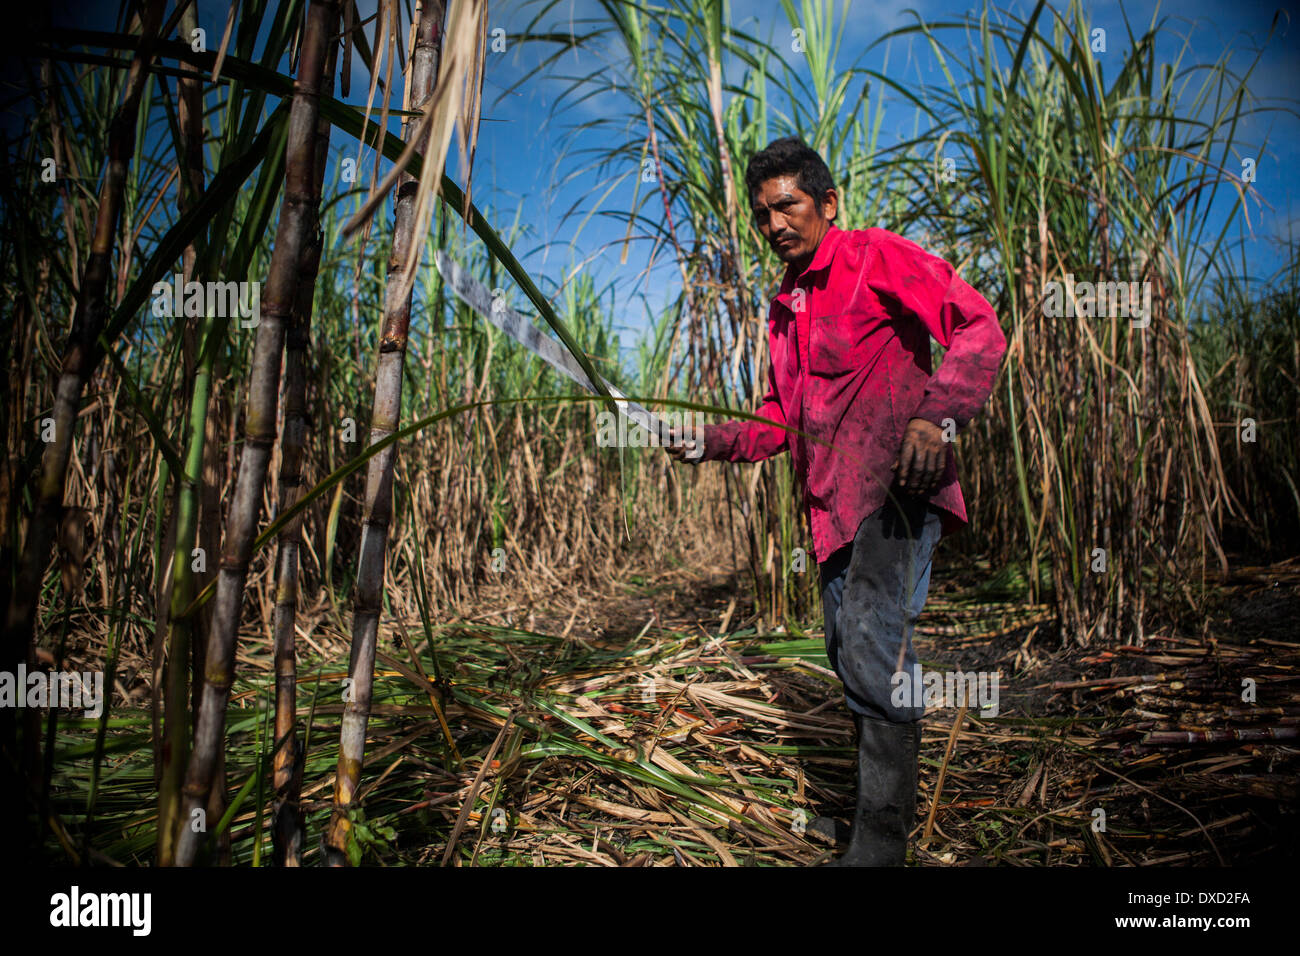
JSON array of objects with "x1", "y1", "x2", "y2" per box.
[{"x1": 892, "y1": 418, "x2": 949, "y2": 496}]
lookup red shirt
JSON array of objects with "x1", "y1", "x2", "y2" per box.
[{"x1": 701, "y1": 225, "x2": 1006, "y2": 563}]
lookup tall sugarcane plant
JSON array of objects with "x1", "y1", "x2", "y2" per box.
[
  {"x1": 873, "y1": 0, "x2": 1260, "y2": 642},
  {"x1": 3, "y1": 0, "x2": 166, "y2": 782},
  {"x1": 324, "y1": 0, "x2": 448, "y2": 868},
  {"x1": 270, "y1": 16, "x2": 339, "y2": 868},
  {"x1": 152, "y1": 1, "x2": 334, "y2": 866},
  {"x1": 155, "y1": 0, "x2": 210, "y2": 866},
  {"x1": 175, "y1": 0, "x2": 339, "y2": 867}
]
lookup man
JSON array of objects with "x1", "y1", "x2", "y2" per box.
[{"x1": 666, "y1": 137, "x2": 1006, "y2": 866}]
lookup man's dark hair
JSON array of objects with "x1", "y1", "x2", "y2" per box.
[{"x1": 745, "y1": 137, "x2": 836, "y2": 212}]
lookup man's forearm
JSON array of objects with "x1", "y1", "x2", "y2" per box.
[{"x1": 701, "y1": 416, "x2": 788, "y2": 463}]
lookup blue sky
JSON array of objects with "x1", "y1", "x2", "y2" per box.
[{"x1": 27, "y1": 0, "x2": 1300, "y2": 372}]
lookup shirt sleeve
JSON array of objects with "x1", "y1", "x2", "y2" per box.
[
  {"x1": 870, "y1": 232, "x2": 1007, "y2": 430},
  {"x1": 700, "y1": 357, "x2": 790, "y2": 462}
]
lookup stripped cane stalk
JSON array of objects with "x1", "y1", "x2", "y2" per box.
[
  {"x1": 271, "y1": 19, "x2": 339, "y2": 868},
  {"x1": 324, "y1": 0, "x2": 444, "y2": 866},
  {"x1": 2, "y1": 0, "x2": 165, "y2": 758},
  {"x1": 175, "y1": 0, "x2": 338, "y2": 867}
]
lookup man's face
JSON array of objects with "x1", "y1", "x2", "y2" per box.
[{"x1": 751, "y1": 175, "x2": 838, "y2": 271}]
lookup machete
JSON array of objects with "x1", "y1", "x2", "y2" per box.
[{"x1": 435, "y1": 250, "x2": 695, "y2": 453}]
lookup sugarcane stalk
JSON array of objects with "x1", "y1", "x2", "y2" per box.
[
  {"x1": 157, "y1": 309, "x2": 216, "y2": 866},
  {"x1": 324, "y1": 0, "x2": 444, "y2": 866},
  {"x1": 2, "y1": 0, "x2": 166, "y2": 767},
  {"x1": 271, "y1": 16, "x2": 339, "y2": 868},
  {"x1": 175, "y1": 0, "x2": 337, "y2": 867},
  {"x1": 155, "y1": 0, "x2": 211, "y2": 867},
  {"x1": 1139, "y1": 726, "x2": 1299, "y2": 747}
]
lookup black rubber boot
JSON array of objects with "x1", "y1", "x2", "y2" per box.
[{"x1": 823, "y1": 714, "x2": 921, "y2": 866}]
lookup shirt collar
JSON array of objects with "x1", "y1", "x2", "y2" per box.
[{"x1": 781, "y1": 224, "x2": 844, "y2": 291}]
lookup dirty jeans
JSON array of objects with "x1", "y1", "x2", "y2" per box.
[{"x1": 819, "y1": 495, "x2": 943, "y2": 723}]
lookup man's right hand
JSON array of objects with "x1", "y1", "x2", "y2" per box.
[{"x1": 664, "y1": 426, "x2": 705, "y2": 463}]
